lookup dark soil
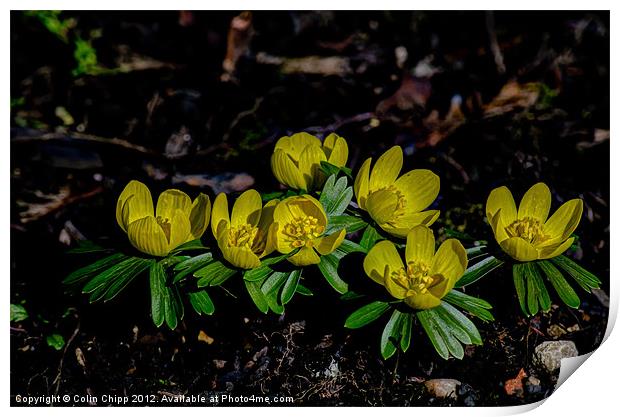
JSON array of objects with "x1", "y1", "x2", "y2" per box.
[{"x1": 10, "y1": 10, "x2": 609, "y2": 406}]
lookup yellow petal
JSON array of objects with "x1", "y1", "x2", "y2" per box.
[
  {"x1": 393, "y1": 169, "x2": 440, "y2": 212},
  {"x1": 381, "y1": 210, "x2": 441, "y2": 238},
  {"x1": 544, "y1": 199, "x2": 583, "y2": 241},
  {"x1": 221, "y1": 245, "x2": 261, "y2": 269},
  {"x1": 404, "y1": 293, "x2": 442, "y2": 310},
  {"x1": 189, "y1": 193, "x2": 211, "y2": 239},
  {"x1": 156, "y1": 189, "x2": 192, "y2": 221},
  {"x1": 369, "y1": 146, "x2": 403, "y2": 191},
  {"x1": 353, "y1": 157, "x2": 372, "y2": 210},
  {"x1": 273, "y1": 223, "x2": 295, "y2": 254},
  {"x1": 486, "y1": 186, "x2": 517, "y2": 225},
  {"x1": 276, "y1": 132, "x2": 322, "y2": 160},
  {"x1": 168, "y1": 209, "x2": 192, "y2": 251},
  {"x1": 384, "y1": 265, "x2": 407, "y2": 299},
  {"x1": 211, "y1": 193, "x2": 230, "y2": 238},
  {"x1": 281, "y1": 195, "x2": 328, "y2": 227},
  {"x1": 323, "y1": 133, "x2": 348, "y2": 167},
  {"x1": 499, "y1": 237, "x2": 539, "y2": 262},
  {"x1": 366, "y1": 189, "x2": 399, "y2": 225},
  {"x1": 315, "y1": 229, "x2": 346, "y2": 255},
  {"x1": 430, "y1": 239, "x2": 468, "y2": 293},
  {"x1": 127, "y1": 216, "x2": 169, "y2": 257},
  {"x1": 489, "y1": 209, "x2": 509, "y2": 243},
  {"x1": 363, "y1": 240, "x2": 404, "y2": 285},
  {"x1": 116, "y1": 180, "x2": 154, "y2": 232},
  {"x1": 271, "y1": 149, "x2": 306, "y2": 190},
  {"x1": 405, "y1": 225, "x2": 435, "y2": 265},
  {"x1": 298, "y1": 144, "x2": 326, "y2": 191},
  {"x1": 256, "y1": 199, "x2": 278, "y2": 257},
  {"x1": 288, "y1": 246, "x2": 321, "y2": 266},
  {"x1": 231, "y1": 189, "x2": 262, "y2": 227},
  {"x1": 538, "y1": 237, "x2": 574, "y2": 259},
  {"x1": 518, "y1": 182, "x2": 551, "y2": 222}
]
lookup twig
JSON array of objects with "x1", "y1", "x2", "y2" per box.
[
  {"x1": 486, "y1": 11, "x2": 506, "y2": 75},
  {"x1": 304, "y1": 112, "x2": 375, "y2": 135},
  {"x1": 53, "y1": 318, "x2": 81, "y2": 396},
  {"x1": 19, "y1": 186, "x2": 105, "y2": 224},
  {"x1": 222, "y1": 96, "x2": 265, "y2": 142}
]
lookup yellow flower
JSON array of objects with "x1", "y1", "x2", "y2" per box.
[
  {"x1": 116, "y1": 180, "x2": 211, "y2": 257},
  {"x1": 354, "y1": 145, "x2": 440, "y2": 238},
  {"x1": 363, "y1": 225, "x2": 467, "y2": 310},
  {"x1": 272, "y1": 195, "x2": 346, "y2": 266},
  {"x1": 211, "y1": 189, "x2": 277, "y2": 269},
  {"x1": 271, "y1": 132, "x2": 349, "y2": 191},
  {"x1": 486, "y1": 182, "x2": 583, "y2": 262}
]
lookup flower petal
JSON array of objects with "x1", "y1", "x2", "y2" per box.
[
  {"x1": 283, "y1": 195, "x2": 328, "y2": 227},
  {"x1": 127, "y1": 216, "x2": 169, "y2": 257},
  {"x1": 369, "y1": 146, "x2": 403, "y2": 191},
  {"x1": 366, "y1": 189, "x2": 399, "y2": 225},
  {"x1": 168, "y1": 209, "x2": 192, "y2": 251},
  {"x1": 315, "y1": 229, "x2": 346, "y2": 255},
  {"x1": 256, "y1": 199, "x2": 278, "y2": 257},
  {"x1": 298, "y1": 144, "x2": 326, "y2": 191},
  {"x1": 384, "y1": 265, "x2": 407, "y2": 299},
  {"x1": 211, "y1": 193, "x2": 230, "y2": 238},
  {"x1": 404, "y1": 293, "x2": 442, "y2": 310},
  {"x1": 518, "y1": 182, "x2": 551, "y2": 222},
  {"x1": 393, "y1": 169, "x2": 440, "y2": 212},
  {"x1": 221, "y1": 245, "x2": 261, "y2": 269},
  {"x1": 538, "y1": 237, "x2": 574, "y2": 259},
  {"x1": 276, "y1": 132, "x2": 322, "y2": 160},
  {"x1": 430, "y1": 239, "x2": 467, "y2": 294},
  {"x1": 353, "y1": 157, "x2": 372, "y2": 210},
  {"x1": 544, "y1": 199, "x2": 583, "y2": 241},
  {"x1": 499, "y1": 237, "x2": 539, "y2": 262},
  {"x1": 381, "y1": 210, "x2": 441, "y2": 238},
  {"x1": 273, "y1": 223, "x2": 295, "y2": 254},
  {"x1": 323, "y1": 133, "x2": 348, "y2": 167},
  {"x1": 363, "y1": 240, "x2": 404, "y2": 285},
  {"x1": 288, "y1": 246, "x2": 321, "y2": 266},
  {"x1": 271, "y1": 149, "x2": 307, "y2": 190},
  {"x1": 231, "y1": 189, "x2": 262, "y2": 227},
  {"x1": 486, "y1": 186, "x2": 517, "y2": 225},
  {"x1": 116, "y1": 180, "x2": 154, "y2": 232},
  {"x1": 189, "y1": 193, "x2": 211, "y2": 239},
  {"x1": 156, "y1": 189, "x2": 192, "y2": 221},
  {"x1": 405, "y1": 225, "x2": 435, "y2": 265}
]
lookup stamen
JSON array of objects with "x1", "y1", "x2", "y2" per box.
[
  {"x1": 156, "y1": 216, "x2": 172, "y2": 242},
  {"x1": 390, "y1": 261, "x2": 433, "y2": 296},
  {"x1": 505, "y1": 217, "x2": 550, "y2": 244},
  {"x1": 283, "y1": 216, "x2": 324, "y2": 248},
  {"x1": 228, "y1": 224, "x2": 259, "y2": 249}
]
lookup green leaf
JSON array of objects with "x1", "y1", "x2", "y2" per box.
[
  {"x1": 63, "y1": 253, "x2": 127, "y2": 286},
  {"x1": 319, "y1": 175, "x2": 353, "y2": 217},
  {"x1": 443, "y1": 290, "x2": 494, "y2": 322},
  {"x1": 245, "y1": 279, "x2": 269, "y2": 314},
  {"x1": 325, "y1": 215, "x2": 368, "y2": 235},
  {"x1": 551, "y1": 255, "x2": 602, "y2": 292},
  {"x1": 189, "y1": 290, "x2": 215, "y2": 315},
  {"x1": 83, "y1": 257, "x2": 151, "y2": 303},
  {"x1": 46, "y1": 334, "x2": 65, "y2": 351},
  {"x1": 380, "y1": 310, "x2": 404, "y2": 360},
  {"x1": 195, "y1": 260, "x2": 237, "y2": 287},
  {"x1": 261, "y1": 191, "x2": 285, "y2": 202},
  {"x1": 456, "y1": 255, "x2": 504, "y2": 287},
  {"x1": 399, "y1": 312, "x2": 413, "y2": 352},
  {"x1": 465, "y1": 245, "x2": 488, "y2": 261},
  {"x1": 334, "y1": 239, "x2": 367, "y2": 256},
  {"x1": 101, "y1": 258, "x2": 153, "y2": 302},
  {"x1": 318, "y1": 252, "x2": 348, "y2": 294},
  {"x1": 527, "y1": 262, "x2": 551, "y2": 314},
  {"x1": 66, "y1": 240, "x2": 108, "y2": 254},
  {"x1": 170, "y1": 239, "x2": 208, "y2": 254},
  {"x1": 344, "y1": 301, "x2": 391, "y2": 329},
  {"x1": 243, "y1": 253, "x2": 289, "y2": 282},
  {"x1": 436, "y1": 302, "x2": 482, "y2": 345},
  {"x1": 262, "y1": 271, "x2": 289, "y2": 314},
  {"x1": 320, "y1": 160, "x2": 353, "y2": 178},
  {"x1": 149, "y1": 262, "x2": 166, "y2": 327},
  {"x1": 538, "y1": 260, "x2": 580, "y2": 309},
  {"x1": 281, "y1": 269, "x2": 302, "y2": 305},
  {"x1": 296, "y1": 284, "x2": 313, "y2": 296},
  {"x1": 173, "y1": 252, "x2": 214, "y2": 283},
  {"x1": 360, "y1": 225, "x2": 383, "y2": 251},
  {"x1": 512, "y1": 263, "x2": 529, "y2": 316},
  {"x1": 417, "y1": 309, "x2": 450, "y2": 360},
  {"x1": 10, "y1": 304, "x2": 28, "y2": 322},
  {"x1": 340, "y1": 290, "x2": 365, "y2": 301},
  {"x1": 420, "y1": 308, "x2": 465, "y2": 359},
  {"x1": 171, "y1": 284, "x2": 185, "y2": 322}
]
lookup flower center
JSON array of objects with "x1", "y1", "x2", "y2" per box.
[
  {"x1": 156, "y1": 216, "x2": 172, "y2": 242},
  {"x1": 228, "y1": 224, "x2": 259, "y2": 250},
  {"x1": 378, "y1": 185, "x2": 407, "y2": 213},
  {"x1": 283, "y1": 216, "x2": 325, "y2": 248},
  {"x1": 391, "y1": 261, "x2": 433, "y2": 295},
  {"x1": 504, "y1": 217, "x2": 550, "y2": 244}
]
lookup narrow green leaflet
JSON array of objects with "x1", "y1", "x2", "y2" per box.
[
  {"x1": 512, "y1": 263, "x2": 528, "y2": 316},
  {"x1": 436, "y1": 302, "x2": 482, "y2": 345},
  {"x1": 465, "y1": 245, "x2": 488, "y2": 261},
  {"x1": 538, "y1": 260, "x2": 580, "y2": 309},
  {"x1": 189, "y1": 290, "x2": 215, "y2": 315},
  {"x1": 319, "y1": 174, "x2": 354, "y2": 216},
  {"x1": 245, "y1": 279, "x2": 269, "y2": 314},
  {"x1": 360, "y1": 225, "x2": 383, "y2": 251},
  {"x1": 243, "y1": 253, "x2": 289, "y2": 282},
  {"x1": 173, "y1": 252, "x2": 214, "y2": 283},
  {"x1": 83, "y1": 257, "x2": 152, "y2": 303},
  {"x1": 380, "y1": 310, "x2": 405, "y2": 360},
  {"x1": 417, "y1": 309, "x2": 450, "y2": 360},
  {"x1": 344, "y1": 301, "x2": 391, "y2": 329},
  {"x1": 63, "y1": 253, "x2": 128, "y2": 286},
  {"x1": 101, "y1": 258, "x2": 153, "y2": 302},
  {"x1": 455, "y1": 255, "x2": 504, "y2": 287},
  {"x1": 320, "y1": 160, "x2": 353, "y2": 178},
  {"x1": 149, "y1": 262, "x2": 166, "y2": 327},
  {"x1": 551, "y1": 255, "x2": 602, "y2": 292},
  {"x1": 195, "y1": 260, "x2": 237, "y2": 287},
  {"x1": 66, "y1": 240, "x2": 108, "y2": 254},
  {"x1": 261, "y1": 271, "x2": 289, "y2": 314},
  {"x1": 417, "y1": 308, "x2": 466, "y2": 360},
  {"x1": 281, "y1": 269, "x2": 302, "y2": 305},
  {"x1": 443, "y1": 290, "x2": 494, "y2": 322},
  {"x1": 527, "y1": 262, "x2": 551, "y2": 314},
  {"x1": 324, "y1": 215, "x2": 368, "y2": 235},
  {"x1": 399, "y1": 312, "x2": 413, "y2": 352},
  {"x1": 170, "y1": 239, "x2": 208, "y2": 254},
  {"x1": 10, "y1": 304, "x2": 28, "y2": 322},
  {"x1": 295, "y1": 284, "x2": 313, "y2": 296},
  {"x1": 318, "y1": 252, "x2": 349, "y2": 294}
]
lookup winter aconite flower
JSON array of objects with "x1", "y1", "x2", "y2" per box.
[
  {"x1": 211, "y1": 189, "x2": 277, "y2": 269},
  {"x1": 354, "y1": 145, "x2": 440, "y2": 238},
  {"x1": 116, "y1": 180, "x2": 211, "y2": 257},
  {"x1": 486, "y1": 182, "x2": 583, "y2": 262},
  {"x1": 271, "y1": 132, "x2": 348, "y2": 191},
  {"x1": 363, "y1": 225, "x2": 467, "y2": 310},
  {"x1": 272, "y1": 195, "x2": 346, "y2": 266}
]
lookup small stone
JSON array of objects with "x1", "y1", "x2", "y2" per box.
[
  {"x1": 213, "y1": 359, "x2": 227, "y2": 369},
  {"x1": 198, "y1": 330, "x2": 214, "y2": 345},
  {"x1": 525, "y1": 376, "x2": 542, "y2": 395},
  {"x1": 534, "y1": 341, "x2": 579, "y2": 373},
  {"x1": 504, "y1": 368, "x2": 527, "y2": 397},
  {"x1": 425, "y1": 379, "x2": 461, "y2": 399},
  {"x1": 547, "y1": 324, "x2": 566, "y2": 338}
]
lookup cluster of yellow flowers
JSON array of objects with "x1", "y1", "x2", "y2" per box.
[{"x1": 116, "y1": 132, "x2": 582, "y2": 311}]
